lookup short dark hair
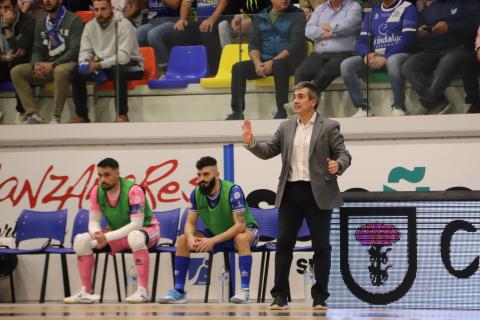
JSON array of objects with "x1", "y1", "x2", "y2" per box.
[
  {"x1": 294, "y1": 81, "x2": 320, "y2": 110},
  {"x1": 1, "y1": 0, "x2": 17, "y2": 7},
  {"x1": 97, "y1": 158, "x2": 119, "y2": 170},
  {"x1": 196, "y1": 156, "x2": 217, "y2": 170}
]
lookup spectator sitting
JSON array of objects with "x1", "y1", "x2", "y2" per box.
[
  {"x1": 111, "y1": 0, "x2": 144, "y2": 27},
  {"x1": 294, "y1": 0, "x2": 361, "y2": 98},
  {"x1": 459, "y1": 1, "x2": 480, "y2": 114},
  {"x1": 136, "y1": 0, "x2": 180, "y2": 72},
  {"x1": 0, "y1": 0, "x2": 35, "y2": 124},
  {"x1": 218, "y1": 0, "x2": 270, "y2": 48},
  {"x1": 340, "y1": 0, "x2": 418, "y2": 117},
  {"x1": 226, "y1": 0, "x2": 306, "y2": 120},
  {"x1": 401, "y1": 0, "x2": 476, "y2": 115},
  {"x1": 10, "y1": 0, "x2": 83, "y2": 124},
  {"x1": 465, "y1": 25, "x2": 480, "y2": 113},
  {"x1": 70, "y1": 0, "x2": 144, "y2": 123},
  {"x1": 170, "y1": 0, "x2": 229, "y2": 76},
  {"x1": 299, "y1": 0, "x2": 327, "y2": 20},
  {"x1": 17, "y1": 0, "x2": 45, "y2": 19}
]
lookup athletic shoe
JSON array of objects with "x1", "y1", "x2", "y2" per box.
[
  {"x1": 116, "y1": 115, "x2": 129, "y2": 122},
  {"x1": 23, "y1": 114, "x2": 43, "y2": 124},
  {"x1": 269, "y1": 296, "x2": 288, "y2": 310},
  {"x1": 352, "y1": 107, "x2": 373, "y2": 117},
  {"x1": 391, "y1": 108, "x2": 405, "y2": 116},
  {"x1": 15, "y1": 113, "x2": 28, "y2": 125},
  {"x1": 313, "y1": 297, "x2": 328, "y2": 310},
  {"x1": 273, "y1": 108, "x2": 287, "y2": 119},
  {"x1": 124, "y1": 286, "x2": 150, "y2": 304},
  {"x1": 69, "y1": 116, "x2": 90, "y2": 123},
  {"x1": 158, "y1": 289, "x2": 187, "y2": 304},
  {"x1": 49, "y1": 115, "x2": 61, "y2": 124},
  {"x1": 225, "y1": 112, "x2": 243, "y2": 120},
  {"x1": 64, "y1": 287, "x2": 100, "y2": 304},
  {"x1": 230, "y1": 288, "x2": 249, "y2": 304}
]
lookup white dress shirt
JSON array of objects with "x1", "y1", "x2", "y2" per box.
[{"x1": 288, "y1": 113, "x2": 317, "y2": 182}]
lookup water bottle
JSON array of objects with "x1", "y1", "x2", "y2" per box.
[
  {"x1": 218, "y1": 265, "x2": 229, "y2": 304},
  {"x1": 303, "y1": 263, "x2": 314, "y2": 305},
  {"x1": 127, "y1": 265, "x2": 137, "y2": 296}
]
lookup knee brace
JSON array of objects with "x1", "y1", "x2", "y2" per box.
[
  {"x1": 127, "y1": 230, "x2": 147, "y2": 252},
  {"x1": 73, "y1": 232, "x2": 94, "y2": 255}
]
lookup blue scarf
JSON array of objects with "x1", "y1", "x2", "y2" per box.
[{"x1": 42, "y1": 5, "x2": 67, "y2": 57}]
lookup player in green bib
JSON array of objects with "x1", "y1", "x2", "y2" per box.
[
  {"x1": 159, "y1": 156, "x2": 259, "y2": 304},
  {"x1": 64, "y1": 158, "x2": 160, "y2": 304}
]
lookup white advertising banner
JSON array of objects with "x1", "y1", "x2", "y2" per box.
[{"x1": 0, "y1": 137, "x2": 479, "y2": 304}]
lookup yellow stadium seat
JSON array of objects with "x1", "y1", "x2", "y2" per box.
[{"x1": 200, "y1": 44, "x2": 250, "y2": 88}]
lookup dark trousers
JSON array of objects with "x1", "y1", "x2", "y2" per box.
[
  {"x1": 172, "y1": 21, "x2": 222, "y2": 75},
  {"x1": 71, "y1": 62, "x2": 143, "y2": 120},
  {"x1": 295, "y1": 52, "x2": 353, "y2": 91},
  {"x1": 231, "y1": 55, "x2": 302, "y2": 113},
  {"x1": 0, "y1": 62, "x2": 25, "y2": 114},
  {"x1": 460, "y1": 49, "x2": 480, "y2": 106},
  {"x1": 271, "y1": 181, "x2": 332, "y2": 301},
  {"x1": 401, "y1": 46, "x2": 464, "y2": 107}
]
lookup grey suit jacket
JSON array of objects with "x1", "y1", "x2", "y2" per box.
[{"x1": 246, "y1": 113, "x2": 351, "y2": 209}]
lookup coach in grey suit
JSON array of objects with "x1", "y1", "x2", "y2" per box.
[{"x1": 243, "y1": 81, "x2": 351, "y2": 310}]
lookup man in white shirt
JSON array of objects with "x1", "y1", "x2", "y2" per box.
[
  {"x1": 242, "y1": 81, "x2": 351, "y2": 310},
  {"x1": 69, "y1": 0, "x2": 144, "y2": 123}
]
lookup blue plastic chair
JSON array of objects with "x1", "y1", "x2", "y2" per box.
[
  {"x1": 250, "y1": 207, "x2": 279, "y2": 303},
  {"x1": 41, "y1": 209, "x2": 89, "y2": 301},
  {"x1": 0, "y1": 82, "x2": 14, "y2": 91},
  {"x1": 0, "y1": 209, "x2": 67, "y2": 303},
  {"x1": 149, "y1": 208, "x2": 181, "y2": 302},
  {"x1": 148, "y1": 46, "x2": 209, "y2": 89}
]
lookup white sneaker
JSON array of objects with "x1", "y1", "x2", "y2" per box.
[
  {"x1": 391, "y1": 108, "x2": 405, "y2": 116},
  {"x1": 23, "y1": 114, "x2": 43, "y2": 124},
  {"x1": 15, "y1": 113, "x2": 28, "y2": 125},
  {"x1": 64, "y1": 287, "x2": 100, "y2": 304},
  {"x1": 49, "y1": 115, "x2": 61, "y2": 124},
  {"x1": 230, "y1": 288, "x2": 250, "y2": 304},
  {"x1": 125, "y1": 286, "x2": 150, "y2": 304},
  {"x1": 352, "y1": 108, "x2": 372, "y2": 117}
]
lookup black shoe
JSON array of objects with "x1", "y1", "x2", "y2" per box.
[
  {"x1": 225, "y1": 112, "x2": 243, "y2": 120},
  {"x1": 313, "y1": 297, "x2": 327, "y2": 310},
  {"x1": 428, "y1": 100, "x2": 449, "y2": 115},
  {"x1": 274, "y1": 108, "x2": 287, "y2": 119},
  {"x1": 269, "y1": 296, "x2": 288, "y2": 310}
]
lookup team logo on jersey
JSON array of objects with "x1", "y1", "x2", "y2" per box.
[
  {"x1": 234, "y1": 192, "x2": 241, "y2": 200},
  {"x1": 378, "y1": 23, "x2": 388, "y2": 36},
  {"x1": 450, "y1": 8, "x2": 457, "y2": 15},
  {"x1": 374, "y1": 13, "x2": 380, "y2": 20},
  {"x1": 340, "y1": 206, "x2": 417, "y2": 305}
]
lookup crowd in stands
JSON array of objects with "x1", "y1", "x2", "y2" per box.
[{"x1": 0, "y1": 0, "x2": 480, "y2": 123}]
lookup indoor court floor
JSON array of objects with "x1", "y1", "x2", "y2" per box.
[{"x1": 1, "y1": 303, "x2": 479, "y2": 320}]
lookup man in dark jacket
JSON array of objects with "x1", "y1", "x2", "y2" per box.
[
  {"x1": 0, "y1": 0, "x2": 35, "y2": 123},
  {"x1": 401, "y1": 0, "x2": 477, "y2": 114},
  {"x1": 10, "y1": 0, "x2": 83, "y2": 124},
  {"x1": 226, "y1": 0, "x2": 307, "y2": 120}
]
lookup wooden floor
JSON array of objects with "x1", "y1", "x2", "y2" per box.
[{"x1": 0, "y1": 303, "x2": 478, "y2": 320}]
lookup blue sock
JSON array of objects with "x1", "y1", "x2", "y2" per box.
[
  {"x1": 174, "y1": 256, "x2": 190, "y2": 292},
  {"x1": 239, "y1": 255, "x2": 252, "y2": 289}
]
